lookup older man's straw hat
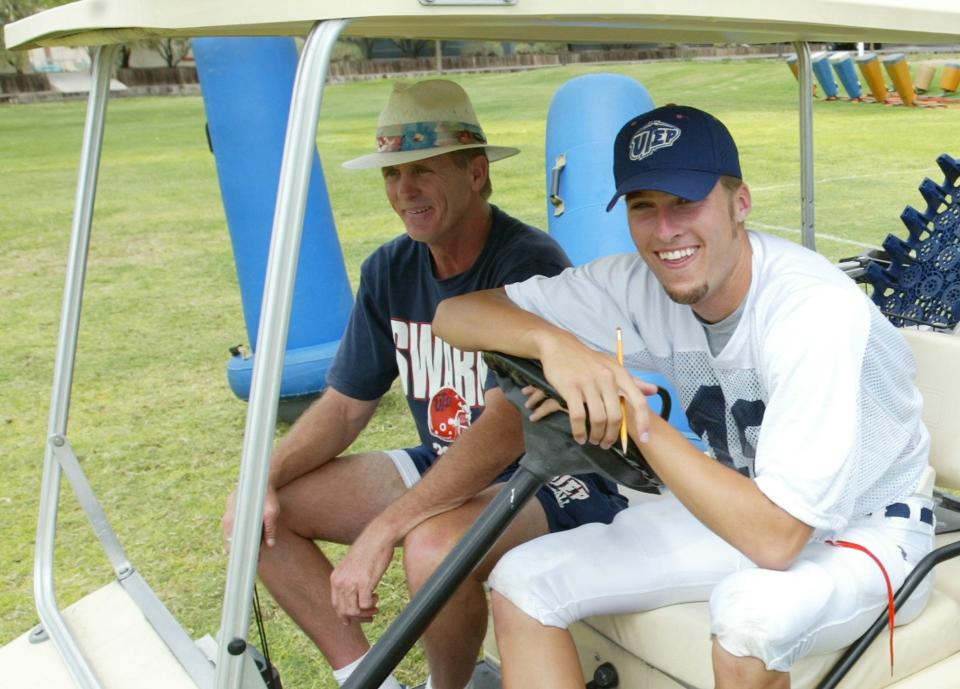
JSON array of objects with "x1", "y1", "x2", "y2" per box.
[{"x1": 342, "y1": 79, "x2": 519, "y2": 170}]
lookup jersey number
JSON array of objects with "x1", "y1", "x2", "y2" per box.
[{"x1": 686, "y1": 385, "x2": 765, "y2": 468}]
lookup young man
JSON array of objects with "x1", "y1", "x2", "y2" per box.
[
  {"x1": 433, "y1": 105, "x2": 935, "y2": 689},
  {"x1": 221, "y1": 80, "x2": 626, "y2": 689}
]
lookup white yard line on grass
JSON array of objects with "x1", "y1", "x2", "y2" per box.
[
  {"x1": 750, "y1": 221, "x2": 879, "y2": 249},
  {"x1": 750, "y1": 167, "x2": 935, "y2": 193}
]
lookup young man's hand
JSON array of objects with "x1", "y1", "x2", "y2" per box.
[{"x1": 536, "y1": 335, "x2": 656, "y2": 448}]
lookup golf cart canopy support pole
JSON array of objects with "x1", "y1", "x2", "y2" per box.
[
  {"x1": 215, "y1": 18, "x2": 348, "y2": 689},
  {"x1": 33, "y1": 43, "x2": 118, "y2": 689},
  {"x1": 795, "y1": 40, "x2": 816, "y2": 251},
  {"x1": 34, "y1": 42, "x2": 217, "y2": 689}
]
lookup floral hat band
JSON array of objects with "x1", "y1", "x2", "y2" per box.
[
  {"x1": 342, "y1": 79, "x2": 519, "y2": 170},
  {"x1": 376, "y1": 121, "x2": 487, "y2": 153}
]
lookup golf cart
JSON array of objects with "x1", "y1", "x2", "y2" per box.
[{"x1": 3, "y1": 2, "x2": 960, "y2": 689}]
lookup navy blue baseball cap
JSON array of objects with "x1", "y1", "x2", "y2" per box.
[{"x1": 605, "y1": 105, "x2": 742, "y2": 211}]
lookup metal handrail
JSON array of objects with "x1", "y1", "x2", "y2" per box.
[
  {"x1": 214, "y1": 18, "x2": 349, "y2": 689},
  {"x1": 794, "y1": 41, "x2": 816, "y2": 252}
]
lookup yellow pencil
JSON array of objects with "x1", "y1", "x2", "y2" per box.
[{"x1": 616, "y1": 327, "x2": 628, "y2": 453}]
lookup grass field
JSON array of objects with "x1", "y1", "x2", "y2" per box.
[{"x1": 1, "y1": 57, "x2": 959, "y2": 688}]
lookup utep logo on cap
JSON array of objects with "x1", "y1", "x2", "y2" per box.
[{"x1": 629, "y1": 120, "x2": 682, "y2": 162}]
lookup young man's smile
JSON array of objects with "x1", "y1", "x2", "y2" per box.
[{"x1": 627, "y1": 180, "x2": 752, "y2": 321}]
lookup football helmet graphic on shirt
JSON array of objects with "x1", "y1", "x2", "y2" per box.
[{"x1": 428, "y1": 386, "x2": 472, "y2": 442}]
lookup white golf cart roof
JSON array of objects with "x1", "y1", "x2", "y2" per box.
[
  {"x1": 6, "y1": 0, "x2": 960, "y2": 49},
  {"x1": 4, "y1": 3, "x2": 960, "y2": 689}
]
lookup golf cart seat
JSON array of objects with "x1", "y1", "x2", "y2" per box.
[{"x1": 484, "y1": 328, "x2": 960, "y2": 688}]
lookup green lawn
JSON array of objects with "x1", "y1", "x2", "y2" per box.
[{"x1": 1, "y1": 57, "x2": 958, "y2": 688}]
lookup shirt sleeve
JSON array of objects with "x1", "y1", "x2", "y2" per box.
[
  {"x1": 504, "y1": 255, "x2": 640, "y2": 355},
  {"x1": 325, "y1": 257, "x2": 399, "y2": 401},
  {"x1": 499, "y1": 256, "x2": 570, "y2": 285}
]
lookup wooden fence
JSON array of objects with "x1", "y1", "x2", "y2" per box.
[{"x1": 2, "y1": 45, "x2": 783, "y2": 98}]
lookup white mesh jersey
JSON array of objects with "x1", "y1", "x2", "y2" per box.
[{"x1": 505, "y1": 231, "x2": 929, "y2": 537}]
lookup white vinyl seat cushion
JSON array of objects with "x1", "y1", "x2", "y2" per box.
[{"x1": 578, "y1": 530, "x2": 960, "y2": 689}]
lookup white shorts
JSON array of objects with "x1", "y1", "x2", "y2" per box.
[
  {"x1": 488, "y1": 493, "x2": 935, "y2": 672},
  {"x1": 384, "y1": 449, "x2": 422, "y2": 490}
]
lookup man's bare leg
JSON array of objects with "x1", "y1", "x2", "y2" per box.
[
  {"x1": 489, "y1": 591, "x2": 582, "y2": 689},
  {"x1": 402, "y1": 484, "x2": 550, "y2": 689},
  {"x1": 712, "y1": 640, "x2": 789, "y2": 689},
  {"x1": 256, "y1": 452, "x2": 408, "y2": 668}
]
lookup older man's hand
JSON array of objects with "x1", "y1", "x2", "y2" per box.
[
  {"x1": 330, "y1": 526, "x2": 395, "y2": 624},
  {"x1": 222, "y1": 483, "x2": 280, "y2": 552}
]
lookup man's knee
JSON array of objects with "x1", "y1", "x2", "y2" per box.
[
  {"x1": 487, "y1": 547, "x2": 578, "y2": 629},
  {"x1": 712, "y1": 639, "x2": 789, "y2": 689},
  {"x1": 710, "y1": 566, "x2": 834, "y2": 672},
  {"x1": 402, "y1": 516, "x2": 465, "y2": 588}
]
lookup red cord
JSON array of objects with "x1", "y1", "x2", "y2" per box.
[{"x1": 827, "y1": 539, "x2": 896, "y2": 675}]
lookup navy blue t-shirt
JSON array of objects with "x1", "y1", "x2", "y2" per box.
[{"x1": 326, "y1": 205, "x2": 571, "y2": 460}]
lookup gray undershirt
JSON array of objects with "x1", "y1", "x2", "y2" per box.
[{"x1": 696, "y1": 299, "x2": 746, "y2": 357}]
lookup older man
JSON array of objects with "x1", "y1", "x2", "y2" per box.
[{"x1": 222, "y1": 80, "x2": 626, "y2": 689}]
